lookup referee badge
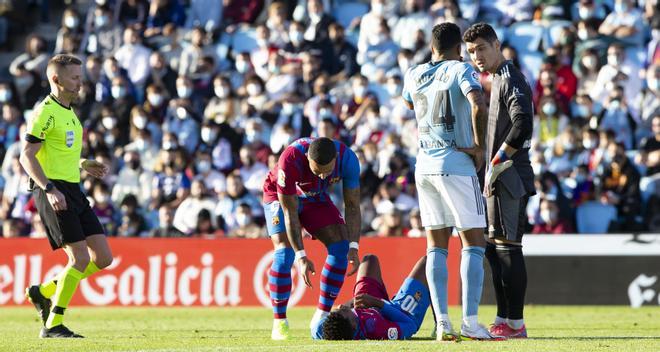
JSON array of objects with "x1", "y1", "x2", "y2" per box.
[{"x1": 65, "y1": 130, "x2": 75, "y2": 148}]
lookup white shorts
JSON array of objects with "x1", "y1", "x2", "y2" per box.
[{"x1": 415, "y1": 173, "x2": 486, "y2": 230}]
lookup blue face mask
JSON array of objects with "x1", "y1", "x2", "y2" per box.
[{"x1": 575, "y1": 174, "x2": 587, "y2": 184}]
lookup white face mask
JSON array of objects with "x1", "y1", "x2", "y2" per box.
[
  {"x1": 64, "y1": 16, "x2": 79, "y2": 29},
  {"x1": 135, "y1": 138, "x2": 148, "y2": 150},
  {"x1": 289, "y1": 31, "x2": 303, "y2": 44},
  {"x1": 372, "y1": 3, "x2": 384, "y2": 15},
  {"x1": 104, "y1": 134, "x2": 115, "y2": 146},
  {"x1": 148, "y1": 94, "x2": 163, "y2": 106},
  {"x1": 236, "y1": 213, "x2": 250, "y2": 226},
  {"x1": 95, "y1": 15, "x2": 109, "y2": 28},
  {"x1": 177, "y1": 86, "x2": 192, "y2": 98},
  {"x1": 648, "y1": 79, "x2": 659, "y2": 92},
  {"x1": 176, "y1": 107, "x2": 188, "y2": 120},
  {"x1": 386, "y1": 83, "x2": 401, "y2": 96},
  {"x1": 399, "y1": 59, "x2": 411, "y2": 73},
  {"x1": 540, "y1": 210, "x2": 557, "y2": 224},
  {"x1": 236, "y1": 60, "x2": 249, "y2": 73},
  {"x1": 214, "y1": 85, "x2": 228, "y2": 98},
  {"x1": 102, "y1": 116, "x2": 117, "y2": 129},
  {"x1": 578, "y1": 7, "x2": 594, "y2": 20},
  {"x1": 608, "y1": 54, "x2": 621, "y2": 67},
  {"x1": 256, "y1": 38, "x2": 268, "y2": 48},
  {"x1": 583, "y1": 139, "x2": 597, "y2": 150},
  {"x1": 198, "y1": 160, "x2": 211, "y2": 173},
  {"x1": 133, "y1": 115, "x2": 147, "y2": 129},
  {"x1": 0, "y1": 89, "x2": 12, "y2": 102},
  {"x1": 281, "y1": 103, "x2": 294, "y2": 115},
  {"x1": 354, "y1": 85, "x2": 366, "y2": 98},
  {"x1": 96, "y1": 194, "x2": 110, "y2": 204},
  {"x1": 309, "y1": 12, "x2": 322, "y2": 23},
  {"x1": 246, "y1": 84, "x2": 261, "y2": 96},
  {"x1": 577, "y1": 28, "x2": 589, "y2": 40},
  {"x1": 542, "y1": 103, "x2": 557, "y2": 116},
  {"x1": 201, "y1": 128, "x2": 217, "y2": 143},
  {"x1": 111, "y1": 85, "x2": 126, "y2": 99},
  {"x1": 582, "y1": 56, "x2": 597, "y2": 70}
]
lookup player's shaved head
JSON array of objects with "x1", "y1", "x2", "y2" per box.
[
  {"x1": 47, "y1": 54, "x2": 82, "y2": 78},
  {"x1": 431, "y1": 22, "x2": 462, "y2": 53},
  {"x1": 309, "y1": 137, "x2": 336, "y2": 165},
  {"x1": 322, "y1": 311, "x2": 354, "y2": 340}
]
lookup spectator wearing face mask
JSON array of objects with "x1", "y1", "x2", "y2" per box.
[
  {"x1": 304, "y1": 0, "x2": 334, "y2": 44},
  {"x1": 533, "y1": 96, "x2": 569, "y2": 148},
  {"x1": 569, "y1": 164, "x2": 594, "y2": 207},
  {"x1": 575, "y1": 48, "x2": 602, "y2": 93},
  {"x1": 173, "y1": 179, "x2": 218, "y2": 235},
  {"x1": 534, "y1": 68, "x2": 569, "y2": 116},
  {"x1": 143, "y1": 84, "x2": 168, "y2": 122},
  {"x1": 370, "y1": 201, "x2": 407, "y2": 237},
  {"x1": 194, "y1": 150, "x2": 227, "y2": 194},
  {"x1": 205, "y1": 75, "x2": 238, "y2": 124},
  {"x1": 55, "y1": 7, "x2": 84, "y2": 54},
  {"x1": 357, "y1": 19, "x2": 399, "y2": 82},
  {"x1": 265, "y1": 2, "x2": 290, "y2": 47},
  {"x1": 115, "y1": 26, "x2": 152, "y2": 94},
  {"x1": 163, "y1": 101, "x2": 200, "y2": 155},
  {"x1": 637, "y1": 115, "x2": 660, "y2": 177},
  {"x1": 283, "y1": 21, "x2": 336, "y2": 75},
  {"x1": 598, "y1": 86, "x2": 636, "y2": 150},
  {"x1": 391, "y1": 0, "x2": 432, "y2": 50},
  {"x1": 357, "y1": 0, "x2": 390, "y2": 53},
  {"x1": 91, "y1": 182, "x2": 119, "y2": 236},
  {"x1": 577, "y1": 128, "x2": 601, "y2": 173},
  {"x1": 532, "y1": 198, "x2": 574, "y2": 234},
  {"x1": 227, "y1": 203, "x2": 264, "y2": 238},
  {"x1": 215, "y1": 172, "x2": 263, "y2": 232},
  {"x1": 635, "y1": 64, "x2": 660, "y2": 133},
  {"x1": 97, "y1": 105, "x2": 125, "y2": 151},
  {"x1": 81, "y1": 5, "x2": 122, "y2": 57},
  {"x1": 599, "y1": 0, "x2": 646, "y2": 46},
  {"x1": 151, "y1": 147, "x2": 191, "y2": 208},
  {"x1": 591, "y1": 44, "x2": 642, "y2": 115},
  {"x1": 112, "y1": 151, "x2": 154, "y2": 205}
]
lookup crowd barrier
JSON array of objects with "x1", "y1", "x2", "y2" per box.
[{"x1": 1, "y1": 235, "x2": 658, "y2": 308}]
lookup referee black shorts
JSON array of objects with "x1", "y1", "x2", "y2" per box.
[
  {"x1": 32, "y1": 180, "x2": 105, "y2": 250},
  {"x1": 486, "y1": 168, "x2": 529, "y2": 243}
]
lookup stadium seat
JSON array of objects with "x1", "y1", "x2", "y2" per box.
[
  {"x1": 518, "y1": 52, "x2": 543, "y2": 86},
  {"x1": 576, "y1": 201, "x2": 617, "y2": 234},
  {"x1": 640, "y1": 175, "x2": 660, "y2": 205},
  {"x1": 230, "y1": 27, "x2": 258, "y2": 57},
  {"x1": 332, "y1": 2, "x2": 370, "y2": 29},
  {"x1": 507, "y1": 21, "x2": 544, "y2": 55},
  {"x1": 543, "y1": 20, "x2": 573, "y2": 49}
]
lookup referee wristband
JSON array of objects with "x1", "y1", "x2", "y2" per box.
[
  {"x1": 294, "y1": 250, "x2": 307, "y2": 261},
  {"x1": 349, "y1": 241, "x2": 359, "y2": 250}
]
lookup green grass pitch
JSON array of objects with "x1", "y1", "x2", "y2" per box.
[{"x1": 1, "y1": 306, "x2": 659, "y2": 351}]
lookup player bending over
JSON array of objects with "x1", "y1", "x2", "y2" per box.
[{"x1": 262, "y1": 137, "x2": 361, "y2": 339}]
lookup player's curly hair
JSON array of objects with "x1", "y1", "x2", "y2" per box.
[
  {"x1": 462, "y1": 22, "x2": 499, "y2": 44},
  {"x1": 321, "y1": 311, "x2": 354, "y2": 340}
]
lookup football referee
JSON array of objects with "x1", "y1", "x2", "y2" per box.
[
  {"x1": 20, "y1": 54, "x2": 113, "y2": 338},
  {"x1": 463, "y1": 24, "x2": 536, "y2": 339}
]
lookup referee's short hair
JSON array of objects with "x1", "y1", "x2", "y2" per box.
[
  {"x1": 463, "y1": 22, "x2": 499, "y2": 44},
  {"x1": 431, "y1": 22, "x2": 462, "y2": 53},
  {"x1": 48, "y1": 54, "x2": 82, "y2": 69},
  {"x1": 309, "y1": 137, "x2": 336, "y2": 165}
]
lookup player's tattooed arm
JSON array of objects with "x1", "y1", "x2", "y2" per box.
[
  {"x1": 278, "y1": 193, "x2": 304, "y2": 252},
  {"x1": 458, "y1": 89, "x2": 488, "y2": 171}
]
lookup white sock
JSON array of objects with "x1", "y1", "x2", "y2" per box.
[
  {"x1": 462, "y1": 315, "x2": 479, "y2": 329},
  {"x1": 508, "y1": 318, "x2": 524, "y2": 330},
  {"x1": 274, "y1": 318, "x2": 288, "y2": 324},
  {"x1": 494, "y1": 316, "x2": 507, "y2": 325}
]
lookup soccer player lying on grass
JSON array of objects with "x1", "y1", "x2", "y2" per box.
[{"x1": 313, "y1": 254, "x2": 430, "y2": 340}]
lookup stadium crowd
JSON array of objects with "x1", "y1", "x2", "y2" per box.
[{"x1": 0, "y1": 0, "x2": 658, "y2": 239}]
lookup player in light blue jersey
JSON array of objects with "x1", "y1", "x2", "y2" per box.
[{"x1": 402, "y1": 23, "x2": 502, "y2": 341}]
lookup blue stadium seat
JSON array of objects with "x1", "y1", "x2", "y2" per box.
[
  {"x1": 332, "y1": 2, "x2": 369, "y2": 29},
  {"x1": 576, "y1": 201, "x2": 617, "y2": 234},
  {"x1": 543, "y1": 20, "x2": 573, "y2": 49},
  {"x1": 507, "y1": 21, "x2": 544, "y2": 55},
  {"x1": 518, "y1": 52, "x2": 543, "y2": 86},
  {"x1": 230, "y1": 27, "x2": 258, "y2": 56}
]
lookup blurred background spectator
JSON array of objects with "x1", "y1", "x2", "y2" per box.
[{"x1": 0, "y1": 0, "x2": 657, "y2": 239}]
